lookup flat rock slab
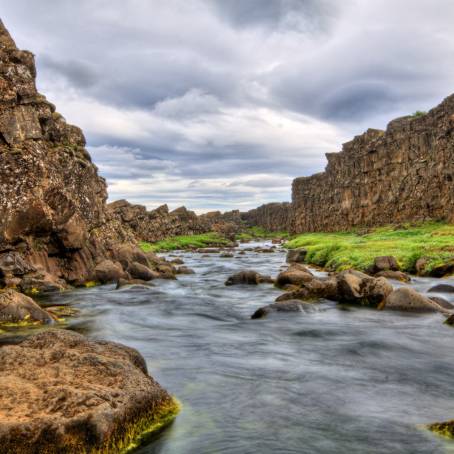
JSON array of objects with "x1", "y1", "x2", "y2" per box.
[{"x1": 0, "y1": 329, "x2": 179, "y2": 453}]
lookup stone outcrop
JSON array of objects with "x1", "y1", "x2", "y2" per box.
[
  {"x1": 291, "y1": 96, "x2": 454, "y2": 232},
  {"x1": 108, "y1": 199, "x2": 243, "y2": 243},
  {"x1": 241, "y1": 202, "x2": 292, "y2": 232},
  {"x1": 0, "y1": 329, "x2": 179, "y2": 453},
  {"x1": 0, "y1": 20, "x2": 155, "y2": 290}
]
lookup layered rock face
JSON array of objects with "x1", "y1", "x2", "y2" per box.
[
  {"x1": 109, "y1": 199, "x2": 243, "y2": 242},
  {"x1": 292, "y1": 95, "x2": 454, "y2": 232},
  {"x1": 241, "y1": 202, "x2": 292, "y2": 232},
  {"x1": 0, "y1": 20, "x2": 138, "y2": 288}
]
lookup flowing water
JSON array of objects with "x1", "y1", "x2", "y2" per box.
[{"x1": 7, "y1": 242, "x2": 454, "y2": 453}]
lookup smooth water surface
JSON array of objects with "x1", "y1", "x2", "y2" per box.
[{"x1": 30, "y1": 242, "x2": 454, "y2": 452}]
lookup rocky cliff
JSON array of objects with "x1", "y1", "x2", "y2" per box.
[
  {"x1": 0, "y1": 20, "x2": 142, "y2": 290},
  {"x1": 241, "y1": 202, "x2": 292, "y2": 232},
  {"x1": 291, "y1": 95, "x2": 454, "y2": 232},
  {"x1": 108, "y1": 199, "x2": 243, "y2": 242}
]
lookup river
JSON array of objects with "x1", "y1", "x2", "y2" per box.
[{"x1": 12, "y1": 241, "x2": 454, "y2": 453}]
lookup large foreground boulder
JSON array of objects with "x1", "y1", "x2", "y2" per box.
[
  {"x1": 0, "y1": 329, "x2": 179, "y2": 453},
  {"x1": 0, "y1": 289, "x2": 53, "y2": 325}
]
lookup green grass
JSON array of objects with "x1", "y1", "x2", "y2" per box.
[
  {"x1": 412, "y1": 110, "x2": 427, "y2": 117},
  {"x1": 285, "y1": 222, "x2": 454, "y2": 273},
  {"x1": 140, "y1": 232, "x2": 232, "y2": 252},
  {"x1": 236, "y1": 227, "x2": 290, "y2": 241}
]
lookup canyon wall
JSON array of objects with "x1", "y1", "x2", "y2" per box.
[
  {"x1": 291, "y1": 95, "x2": 454, "y2": 232},
  {"x1": 108, "y1": 200, "x2": 243, "y2": 242},
  {"x1": 241, "y1": 203, "x2": 292, "y2": 232},
  {"x1": 0, "y1": 20, "x2": 144, "y2": 290}
]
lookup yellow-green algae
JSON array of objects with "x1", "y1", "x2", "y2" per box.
[
  {"x1": 91, "y1": 396, "x2": 181, "y2": 454},
  {"x1": 427, "y1": 420, "x2": 454, "y2": 439},
  {"x1": 84, "y1": 280, "x2": 99, "y2": 288}
]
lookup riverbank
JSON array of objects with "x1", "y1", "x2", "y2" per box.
[{"x1": 285, "y1": 222, "x2": 454, "y2": 276}]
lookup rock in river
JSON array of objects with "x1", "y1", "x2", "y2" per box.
[
  {"x1": 251, "y1": 300, "x2": 318, "y2": 319},
  {"x1": 225, "y1": 270, "x2": 273, "y2": 286},
  {"x1": 0, "y1": 329, "x2": 179, "y2": 453}
]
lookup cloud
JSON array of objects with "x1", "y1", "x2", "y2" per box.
[{"x1": 0, "y1": 0, "x2": 453, "y2": 211}]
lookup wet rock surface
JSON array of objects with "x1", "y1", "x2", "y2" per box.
[
  {"x1": 0, "y1": 329, "x2": 178, "y2": 453},
  {"x1": 225, "y1": 270, "x2": 274, "y2": 286}
]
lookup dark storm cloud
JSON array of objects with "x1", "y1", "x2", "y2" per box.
[{"x1": 0, "y1": 0, "x2": 453, "y2": 211}]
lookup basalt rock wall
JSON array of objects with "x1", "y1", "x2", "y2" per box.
[
  {"x1": 291, "y1": 95, "x2": 454, "y2": 233},
  {"x1": 0, "y1": 20, "x2": 140, "y2": 290},
  {"x1": 241, "y1": 203, "x2": 292, "y2": 232}
]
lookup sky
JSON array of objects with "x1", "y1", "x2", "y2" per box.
[{"x1": 1, "y1": 0, "x2": 453, "y2": 212}]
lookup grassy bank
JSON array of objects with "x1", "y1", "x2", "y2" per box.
[
  {"x1": 140, "y1": 232, "x2": 232, "y2": 253},
  {"x1": 236, "y1": 227, "x2": 290, "y2": 241},
  {"x1": 285, "y1": 222, "x2": 454, "y2": 273}
]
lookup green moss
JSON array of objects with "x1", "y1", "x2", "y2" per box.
[
  {"x1": 285, "y1": 221, "x2": 454, "y2": 274},
  {"x1": 94, "y1": 397, "x2": 181, "y2": 454},
  {"x1": 140, "y1": 232, "x2": 232, "y2": 253},
  {"x1": 427, "y1": 420, "x2": 454, "y2": 439},
  {"x1": 236, "y1": 227, "x2": 290, "y2": 241}
]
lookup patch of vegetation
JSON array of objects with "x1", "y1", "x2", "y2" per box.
[
  {"x1": 236, "y1": 227, "x2": 290, "y2": 241},
  {"x1": 412, "y1": 110, "x2": 427, "y2": 118},
  {"x1": 140, "y1": 232, "x2": 232, "y2": 252},
  {"x1": 285, "y1": 222, "x2": 454, "y2": 273}
]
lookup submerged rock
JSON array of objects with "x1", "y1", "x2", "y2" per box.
[
  {"x1": 176, "y1": 266, "x2": 195, "y2": 275},
  {"x1": 116, "y1": 278, "x2": 155, "y2": 289},
  {"x1": 0, "y1": 330, "x2": 179, "y2": 453},
  {"x1": 0, "y1": 289, "x2": 53, "y2": 325},
  {"x1": 428, "y1": 284, "x2": 454, "y2": 293},
  {"x1": 225, "y1": 270, "x2": 273, "y2": 286},
  {"x1": 251, "y1": 300, "x2": 318, "y2": 319}
]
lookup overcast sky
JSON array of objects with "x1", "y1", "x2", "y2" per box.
[{"x1": 1, "y1": 0, "x2": 453, "y2": 212}]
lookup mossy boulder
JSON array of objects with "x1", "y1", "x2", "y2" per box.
[{"x1": 0, "y1": 329, "x2": 179, "y2": 453}]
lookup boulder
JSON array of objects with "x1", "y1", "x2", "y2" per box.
[
  {"x1": 251, "y1": 300, "x2": 318, "y2": 319},
  {"x1": 176, "y1": 266, "x2": 195, "y2": 275},
  {"x1": 0, "y1": 251, "x2": 35, "y2": 276},
  {"x1": 94, "y1": 260, "x2": 125, "y2": 284},
  {"x1": 18, "y1": 272, "x2": 66, "y2": 294},
  {"x1": 114, "y1": 244, "x2": 149, "y2": 268},
  {"x1": 0, "y1": 289, "x2": 54, "y2": 324},
  {"x1": 336, "y1": 270, "x2": 393, "y2": 306},
  {"x1": 374, "y1": 270, "x2": 411, "y2": 282},
  {"x1": 0, "y1": 329, "x2": 179, "y2": 453},
  {"x1": 380, "y1": 287, "x2": 448, "y2": 313},
  {"x1": 225, "y1": 270, "x2": 273, "y2": 286},
  {"x1": 367, "y1": 256, "x2": 400, "y2": 274},
  {"x1": 428, "y1": 284, "x2": 454, "y2": 293},
  {"x1": 286, "y1": 249, "x2": 307, "y2": 263},
  {"x1": 275, "y1": 269, "x2": 314, "y2": 289},
  {"x1": 170, "y1": 258, "x2": 184, "y2": 265},
  {"x1": 220, "y1": 252, "x2": 234, "y2": 258},
  {"x1": 128, "y1": 262, "x2": 158, "y2": 281},
  {"x1": 276, "y1": 277, "x2": 337, "y2": 302}
]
